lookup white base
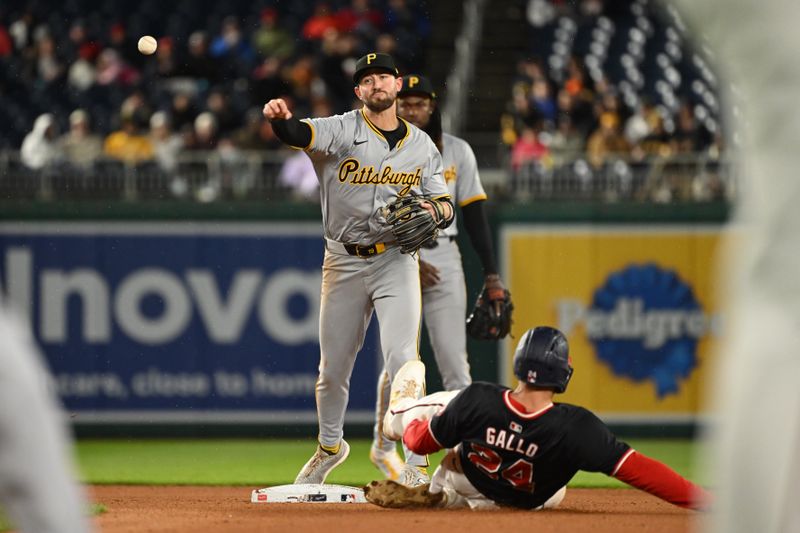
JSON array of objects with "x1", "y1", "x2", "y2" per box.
[{"x1": 251, "y1": 483, "x2": 367, "y2": 504}]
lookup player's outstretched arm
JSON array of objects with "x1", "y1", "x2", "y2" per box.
[
  {"x1": 612, "y1": 450, "x2": 712, "y2": 510},
  {"x1": 262, "y1": 98, "x2": 312, "y2": 149}
]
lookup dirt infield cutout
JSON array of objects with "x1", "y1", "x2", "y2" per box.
[{"x1": 90, "y1": 485, "x2": 698, "y2": 533}]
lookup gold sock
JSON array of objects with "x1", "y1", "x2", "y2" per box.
[{"x1": 320, "y1": 442, "x2": 341, "y2": 455}]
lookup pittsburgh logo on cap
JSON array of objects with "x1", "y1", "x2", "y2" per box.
[
  {"x1": 409, "y1": 76, "x2": 419, "y2": 87},
  {"x1": 367, "y1": 53, "x2": 377, "y2": 64}
]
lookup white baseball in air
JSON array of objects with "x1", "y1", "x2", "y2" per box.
[{"x1": 137, "y1": 35, "x2": 157, "y2": 55}]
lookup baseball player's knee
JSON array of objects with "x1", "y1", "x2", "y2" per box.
[
  {"x1": 426, "y1": 389, "x2": 462, "y2": 407},
  {"x1": 316, "y1": 366, "x2": 352, "y2": 389}
]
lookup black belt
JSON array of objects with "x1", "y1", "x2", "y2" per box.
[
  {"x1": 422, "y1": 235, "x2": 456, "y2": 249},
  {"x1": 343, "y1": 242, "x2": 390, "y2": 257}
]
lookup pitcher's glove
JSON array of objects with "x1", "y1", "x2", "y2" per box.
[
  {"x1": 466, "y1": 274, "x2": 514, "y2": 340},
  {"x1": 380, "y1": 194, "x2": 444, "y2": 254}
]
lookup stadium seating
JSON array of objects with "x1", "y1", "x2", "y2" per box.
[{"x1": 0, "y1": 0, "x2": 430, "y2": 148}]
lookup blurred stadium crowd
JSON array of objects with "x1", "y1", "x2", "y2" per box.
[
  {"x1": 0, "y1": 0, "x2": 430, "y2": 199},
  {"x1": 0, "y1": 0, "x2": 731, "y2": 203},
  {"x1": 500, "y1": 0, "x2": 729, "y2": 203}
]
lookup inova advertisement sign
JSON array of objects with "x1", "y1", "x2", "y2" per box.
[{"x1": 0, "y1": 223, "x2": 380, "y2": 424}]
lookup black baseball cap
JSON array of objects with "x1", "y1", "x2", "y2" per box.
[
  {"x1": 398, "y1": 74, "x2": 436, "y2": 99},
  {"x1": 353, "y1": 52, "x2": 399, "y2": 84}
]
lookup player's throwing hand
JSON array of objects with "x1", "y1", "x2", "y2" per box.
[{"x1": 263, "y1": 98, "x2": 293, "y2": 121}]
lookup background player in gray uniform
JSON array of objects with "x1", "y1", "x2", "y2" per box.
[
  {"x1": 262, "y1": 53, "x2": 454, "y2": 486},
  {"x1": 370, "y1": 74, "x2": 509, "y2": 481},
  {"x1": 367, "y1": 326, "x2": 711, "y2": 511},
  {"x1": 0, "y1": 305, "x2": 92, "y2": 533}
]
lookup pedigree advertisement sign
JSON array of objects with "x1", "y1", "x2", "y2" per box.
[{"x1": 501, "y1": 225, "x2": 726, "y2": 421}]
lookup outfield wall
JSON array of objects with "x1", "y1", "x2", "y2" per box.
[{"x1": 0, "y1": 201, "x2": 729, "y2": 436}]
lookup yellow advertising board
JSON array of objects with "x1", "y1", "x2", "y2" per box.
[{"x1": 502, "y1": 225, "x2": 725, "y2": 421}]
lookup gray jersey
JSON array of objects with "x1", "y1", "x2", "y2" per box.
[
  {"x1": 438, "y1": 132, "x2": 487, "y2": 238},
  {"x1": 290, "y1": 105, "x2": 448, "y2": 477},
  {"x1": 302, "y1": 109, "x2": 450, "y2": 245}
]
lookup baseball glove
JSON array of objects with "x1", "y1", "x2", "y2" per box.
[
  {"x1": 466, "y1": 275, "x2": 514, "y2": 340},
  {"x1": 381, "y1": 194, "x2": 442, "y2": 254}
]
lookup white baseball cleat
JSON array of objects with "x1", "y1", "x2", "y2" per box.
[
  {"x1": 294, "y1": 440, "x2": 350, "y2": 484},
  {"x1": 369, "y1": 446, "x2": 405, "y2": 481},
  {"x1": 383, "y1": 360, "x2": 426, "y2": 440}
]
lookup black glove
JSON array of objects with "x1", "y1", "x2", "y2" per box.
[
  {"x1": 381, "y1": 194, "x2": 441, "y2": 254},
  {"x1": 466, "y1": 275, "x2": 514, "y2": 340}
]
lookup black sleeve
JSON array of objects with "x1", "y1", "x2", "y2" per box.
[
  {"x1": 271, "y1": 117, "x2": 312, "y2": 148},
  {"x1": 461, "y1": 200, "x2": 498, "y2": 275},
  {"x1": 569, "y1": 407, "x2": 631, "y2": 474}
]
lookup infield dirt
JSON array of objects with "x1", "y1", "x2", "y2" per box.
[{"x1": 90, "y1": 485, "x2": 700, "y2": 532}]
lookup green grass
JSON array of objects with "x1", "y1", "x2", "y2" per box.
[
  {"x1": 90, "y1": 503, "x2": 107, "y2": 516},
  {"x1": 75, "y1": 438, "x2": 701, "y2": 488}
]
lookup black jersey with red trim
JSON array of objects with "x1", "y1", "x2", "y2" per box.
[{"x1": 428, "y1": 382, "x2": 630, "y2": 509}]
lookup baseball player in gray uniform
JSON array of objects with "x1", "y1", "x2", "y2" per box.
[
  {"x1": 0, "y1": 305, "x2": 92, "y2": 533},
  {"x1": 262, "y1": 53, "x2": 455, "y2": 487},
  {"x1": 369, "y1": 75, "x2": 509, "y2": 481}
]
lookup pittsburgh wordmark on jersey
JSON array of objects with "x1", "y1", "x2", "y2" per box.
[
  {"x1": 484, "y1": 427, "x2": 539, "y2": 458},
  {"x1": 337, "y1": 158, "x2": 422, "y2": 196}
]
